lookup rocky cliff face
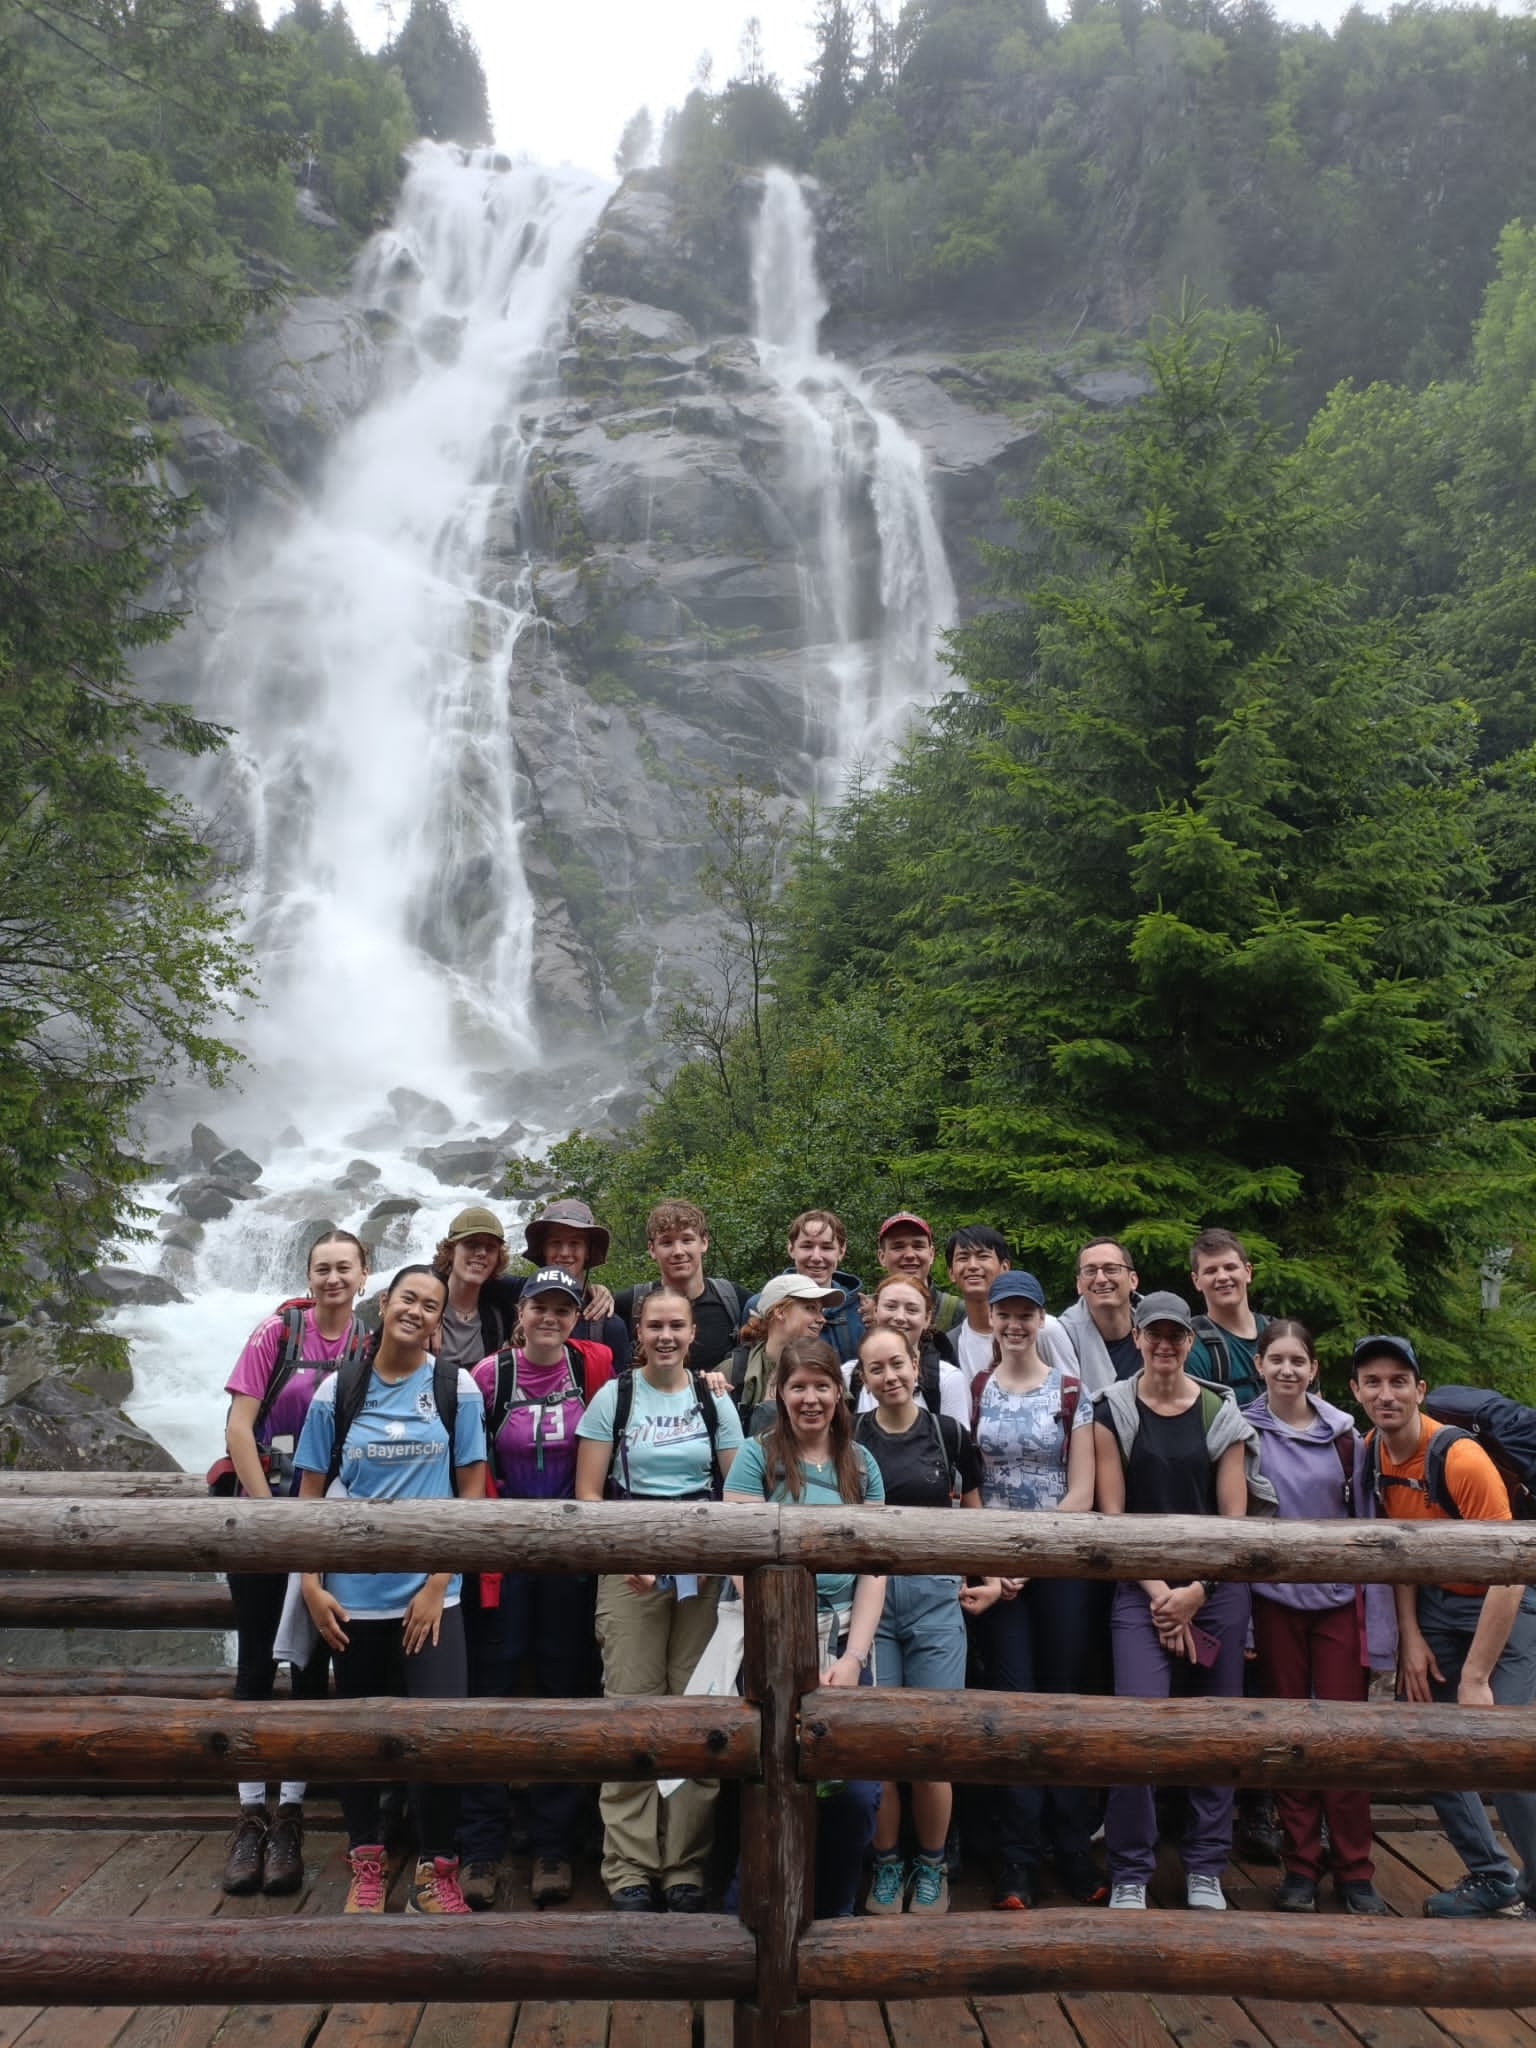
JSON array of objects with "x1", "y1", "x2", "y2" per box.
[{"x1": 156, "y1": 164, "x2": 1047, "y2": 1058}]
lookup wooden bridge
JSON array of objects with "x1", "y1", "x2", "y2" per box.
[{"x1": 0, "y1": 1476, "x2": 1534, "y2": 2048}]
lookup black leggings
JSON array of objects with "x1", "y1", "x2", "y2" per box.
[
  {"x1": 332, "y1": 1605, "x2": 468, "y2": 1857},
  {"x1": 227, "y1": 1571, "x2": 331, "y2": 1703}
]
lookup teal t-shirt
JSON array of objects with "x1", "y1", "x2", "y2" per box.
[
  {"x1": 1188, "y1": 1316, "x2": 1267, "y2": 1408},
  {"x1": 575, "y1": 1372, "x2": 743, "y2": 1497},
  {"x1": 726, "y1": 1436, "x2": 884, "y2": 1611}
]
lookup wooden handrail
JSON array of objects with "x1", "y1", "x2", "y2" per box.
[
  {"x1": 1, "y1": 1498, "x2": 1532, "y2": 1580},
  {"x1": 0, "y1": 1696, "x2": 759, "y2": 1782},
  {"x1": 800, "y1": 1689, "x2": 1536, "y2": 1787},
  {"x1": 0, "y1": 1576, "x2": 231, "y2": 1628}
]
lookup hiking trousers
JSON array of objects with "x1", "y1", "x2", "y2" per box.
[
  {"x1": 1251, "y1": 1592, "x2": 1373, "y2": 1882},
  {"x1": 1419, "y1": 1585, "x2": 1536, "y2": 1897}
]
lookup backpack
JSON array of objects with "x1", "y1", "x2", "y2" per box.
[
  {"x1": 1191, "y1": 1313, "x2": 1267, "y2": 1401},
  {"x1": 323, "y1": 1349, "x2": 463, "y2": 1495},
  {"x1": 485, "y1": 1340, "x2": 593, "y2": 1485},
  {"x1": 971, "y1": 1362, "x2": 1081, "y2": 1466},
  {"x1": 629, "y1": 1276, "x2": 745, "y2": 1344},
  {"x1": 607, "y1": 1366, "x2": 724, "y2": 1499},
  {"x1": 207, "y1": 1299, "x2": 368, "y2": 1496},
  {"x1": 1361, "y1": 1388, "x2": 1536, "y2": 1520},
  {"x1": 855, "y1": 1403, "x2": 965, "y2": 1503}
]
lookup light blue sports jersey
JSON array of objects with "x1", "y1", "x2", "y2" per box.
[
  {"x1": 295, "y1": 1359, "x2": 486, "y2": 1619},
  {"x1": 575, "y1": 1373, "x2": 743, "y2": 1498}
]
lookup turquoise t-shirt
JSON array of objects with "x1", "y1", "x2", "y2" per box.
[
  {"x1": 575, "y1": 1372, "x2": 743, "y2": 1497},
  {"x1": 726, "y1": 1436, "x2": 884, "y2": 1612},
  {"x1": 294, "y1": 1359, "x2": 486, "y2": 1619}
]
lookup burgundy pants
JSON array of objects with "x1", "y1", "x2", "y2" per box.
[{"x1": 1250, "y1": 1594, "x2": 1374, "y2": 1882}]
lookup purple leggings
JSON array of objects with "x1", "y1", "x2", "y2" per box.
[{"x1": 1103, "y1": 1579, "x2": 1250, "y2": 1885}]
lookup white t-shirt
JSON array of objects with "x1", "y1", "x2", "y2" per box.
[{"x1": 955, "y1": 1321, "x2": 995, "y2": 1386}]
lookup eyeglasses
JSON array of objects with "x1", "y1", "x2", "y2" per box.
[{"x1": 1079, "y1": 1262, "x2": 1129, "y2": 1278}]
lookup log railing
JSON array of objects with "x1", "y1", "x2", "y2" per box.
[{"x1": 2, "y1": 1493, "x2": 1536, "y2": 2041}]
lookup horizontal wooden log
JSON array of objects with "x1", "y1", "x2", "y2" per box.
[
  {"x1": 0, "y1": 1473, "x2": 203, "y2": 1497},
  {"x1": 0, "y1": 1668, "x2": 237, "y2": 1698},
  {"x1": 0, "y1": 1497, "x2": 1532, "y2": 1584},
  {"x1": 796, "y1": 1915, "x2": 1536, "y2": 2006},
  {"x1": 774, "y1": 1504, "x2": 1536, "y2": 1584},
  {"x1": 0, "y1": 1499, "x2": 782, "y2": 1576},
  {"x1": 0, "y1": 1696, "x2": 760, "y2": 1782},
  {"x1": 801, "y1": 1690, "x2": 1536, "y2": 1788},
  {"x1": 0, "y1": 1577, "x2": 232, "y2": 1628},
  {"x1": 0, "y1": 1916, "x2": 755, "y2": 2006}
]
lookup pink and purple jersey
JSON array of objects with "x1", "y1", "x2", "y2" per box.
[
  {"x1": 225, "y1": 1309, "x2": 360, "y2": 1456},
  {"x1": 472, "y1": 1343, "x2": 614, "y2": 1500}
]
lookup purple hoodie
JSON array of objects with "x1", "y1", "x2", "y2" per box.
[{"x1": 1243, "y1": 1392, "x2": 1397, "y2": 1669}]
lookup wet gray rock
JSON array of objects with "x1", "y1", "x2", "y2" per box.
[
  {"x1": 237, "y1": 297, "x2": 384, "y2": 482},
  {"x1": 333, "y1": 1159, "x2": 382, "y2": 1195},
  {"x1": 0, "y1": 1373, "x2": 181, "y2": 1473},
  {"x1": 84, "y1": 1268, "x2": 187, "y2": 1309},
  {"x1": 387, "y1": 1088, "x2": 456, "y2": 1135},
  {"x1": 1051, "y1": 364, "x2": 1152, "y2": 409},
  {"x1": 211, "y1": 1149, "x2": 263, "y2": 1185},
  {"x1": 173, "y1": 1175, "x2": 257, "y2": 1222},
  {"x1": 189, "y1": 1123, "x2": 228, "y2": 1170},
  {"x1": 359, "y1": 1197, "x2": 423, "y2": 1255},
  {"x1": 415, "y1": 1136, "x2": 506, "y2": 1184}
]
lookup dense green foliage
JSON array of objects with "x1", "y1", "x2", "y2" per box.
[
  {"x1": 383, "y1": 0, "x2": 493, "y2": 149},
  {"x1": 663, "y1": 0, "x2": 1536, "y2": 414},
  {"x1": 548, "y1": 307, "x2": 1536, "y2": 1383}
]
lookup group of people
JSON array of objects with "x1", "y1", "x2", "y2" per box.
[{"x1": 216, "y1": 1197, "x2": 1536, "y2": 1927}]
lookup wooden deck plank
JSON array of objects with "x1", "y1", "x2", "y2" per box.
[
  {"x1": 1421, "y1": 2018, "x2": 1536, "y2": 2048},
  {"x1": 48, "y1": 1833, "x2": 202, "y2": 1921},
  {"x1": 109, "y1": 2010, "x2": 230, "y2": 2048},
  {"x1": 7, "y1": 1832, "x2": 141, "y2": 1921},
  {"x1": 811, "y1": 1999, "x2": 890, "y2": 2048},
  {"x1": 412, "y1": 2004, "x2": 519, "y2": 2048},
  {"x1": 1063, "y1": 1992, "x2": 1175, "y2": 2048},
  {"x1": 11, "y1": 2008, "x2": 133, "y2": 2048},
  {"x1": 311, "y1": 2008, "x2": 423, "y2": 2048},
  {"x1": 1239, "y1": 2006, "x2": 1364, "y2": 2048},
  {"x1": 887, "y1": 1999, "x2": 985, "y2": 2048},
  {"x1": 1333, "y1": 2012, "x2": 1453, "y2": 2048},
  {"x1": 512, "y1": 2005, "x2": 610, "y2": 2048},
  {"x1": 971, "y1": 1990, "x2": 1081, "y2": 2048},
  {"x1": 131, "y1": 1833, "x2": 230, "y2": 1918},
  {"x1": 1147, "y1": 1993, "x2": 1276, "y2": 2047},
  {"x1": 607, "y1": 2008, "x2": 691, "y2": 2048},
  {"x1": 701, "y1": 2001, "x2": 735, "y2": 2048}
]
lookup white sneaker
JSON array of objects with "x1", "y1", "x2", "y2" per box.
[
  {"x1": 1109, "y1": 1881, "x2": 1147, "y2": 1909},
  {"x1": 1186, "y1": 1873, "x2": 1227, "y2": 1910}
]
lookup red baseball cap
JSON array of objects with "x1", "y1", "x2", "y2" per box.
[{"x1": 878, "y1": 1211, "x2": 933, "y2": 1242}]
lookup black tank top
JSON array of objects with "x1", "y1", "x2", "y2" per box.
[{"x1": 1124, "y1": 1397, "x2": 1217, "y2": 1518}]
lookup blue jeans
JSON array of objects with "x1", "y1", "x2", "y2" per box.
[
  {"x1": 1418, "y1": 1585, "x2": 1536, "y2": 1895},
  {"x1": 459, "y1": 1570, "x2": 596, "y2": 1864},
  {"x1": 976, "y1": 1576, "x2": 1101, "y2": 1874}
]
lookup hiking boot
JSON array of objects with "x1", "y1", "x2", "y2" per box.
[
  {"x1": 1337, "y1": 1879, "x2": 1389, "y2": 1916},
  {"x1": 1109, "y1": 1881, "x2": 1147, "y2": 1909},
  {"x1": 221, "y1": 1804, "x2": 268, "y2": 1896},
  {"x1": 530, "y1": 1856, "x2": 572, "y2": 1906},
  {"x1": 344, "y1": 1844, "x2": 388, "y2": 1914},
  {"x1": 610, "y1": 1883, "x2": 660, "y2": 1912},
  {"x1": 262, "y1": 1803, "x2": 304, "y2": 1896},
  {"x1": 663, "y1": 1883, "x2": 708, "y2": 1913},
  {"x1": 406, "y1": 1855, "x2": 471, "y2": 1915},
  {"x1": 1423, "y1": 1871, "x2": 1523, "y2": 1918},
  {"x1": 993, "y1": 1863, "x2": 1035, "y2": 1910},
  {"x1": 1057, "y1": 1856, "x2": 1111, "y2": 1906},
  {"x1": 1238, "y1": 1798, "x2": 1284, "y2": 1866},
  {"x1": 1274, "y1": 1873, "x2": 1318, "y2": 1912},
  {"x1": 1186, "y1": 1873, "x2": 1228, "y2": 1910},
  {"x1": 866, "y1": 1853, "x2": 905, "y2": 1916},
  {"x1": 908, "y1": 1854, "x2": 949, "y2": 1915},
  {"x1": 461, "y1": 1859, "x2": 499, "y2": 1911}
]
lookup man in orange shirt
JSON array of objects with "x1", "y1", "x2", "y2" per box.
[{"x1": 1352, "y1": 1334, "x2": 1536, "y2": 1919}]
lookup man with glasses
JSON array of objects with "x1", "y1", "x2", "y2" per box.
[{"x1": 1056, "y1": 1239, "x2": 1142, "y2": 1392}]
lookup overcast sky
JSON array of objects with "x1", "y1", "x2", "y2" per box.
[{"x1": 345, "y1": 0, "x2": 1387, "y2": 180}]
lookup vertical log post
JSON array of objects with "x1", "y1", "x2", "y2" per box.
[{"x1": 735, "y1": 1564, "x2": 818, "y2": 2048}]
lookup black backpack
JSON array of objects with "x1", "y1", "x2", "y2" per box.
[
  {"x1": 208, "y1": 1302, "x2": 367, "y2": 1496},
  {"x1": 323, "y1": 1349, "x2": 463, "y2": 1495},
  {"x1": 1362, "y1": 1386, "x2": 1536, "y2": 1520},
  {"x1": 485, "y1": 1341, "x2": 591, "y2": 1484},
  {"x1": 607, "y1": 1366, "x2": 723, "y2": 1498}
]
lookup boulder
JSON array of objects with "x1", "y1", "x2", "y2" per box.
[
  {"x1": 333, "y1": 1159, "x2": 381, "y2": 1194},
  {"x1": 172, "y1": 1176, "x2": 256, "y2": 1221},
  {"x1": 366, "y1": 1197, "x2": 421, "y2": 1221},
  {"x1": 0, "y1": 1374, "x2": 181, "y2": 1473},
  {"x1": 415, "y1": 1136, "x2": 506, "y2": 1185},
  {"x1": 387, "y1": 1088, "x2": 456, "y2": 1135},
  {"x1": 211, "y1": 1149, "x2": 263, "y2": 1185},
  {"x1": 1051, "y1": 363, "x2": 1152, "y2": 410},
  {"x1": 83, "y1": 1268, "x2": 187, "y2": 1309},
  {"x1": 158, "y1": 1219, "x2": 205, "y2": 1255},
  {"x1": 189, "y1": 1123, "x2": 228, "y2": 1170}
]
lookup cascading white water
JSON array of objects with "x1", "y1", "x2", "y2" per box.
[
  {"x1": 205, "y1": 145, "x2": 611, "y2": 1144},
  {"x1": 750, "y1": 167, "x2": 957, "y2": 794}
]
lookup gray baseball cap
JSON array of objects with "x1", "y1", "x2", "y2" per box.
[{"x1": 1132, "y1": 1290, "x2": 1195, "y2": 1333}]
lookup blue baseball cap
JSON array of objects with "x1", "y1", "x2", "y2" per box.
[
  {"x1": 988, "y1": 1271, "x2": 1045, "y2": 1308},
  {"x1": 1351, "y1": 1334, "x2": 1420, "y2": 1374},
  {"x1": 525, "y1": 1266, "x2": 584, "y2": 1308}
]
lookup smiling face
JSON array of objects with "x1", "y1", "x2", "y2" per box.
[
  {"x1": 789, "y1": 1220, "x2": 843, "y2": 1287},
  {"x1": 780, "y1": 1361, "x2": 840, "y2": 1443},
  {"x1": 1077, "y1": 1241, "x2": 1137, "y2": 1313},
  {"x1": 521, "y1": 1287, "x2": 581, "y2": 1356},
  {"x1": 1193, "y1": 1248, "x2": 1252, "y2": 1317},
  {"x1": 307, "y1": 1237, "x2": 367, "y2": 1310},
  {"x1": 860, "y1": 1329, "x2": 918, "y2": 1409},
  {"x1": 1350, "y1": 1354, "x2": 1426, "y2": 1439},
  {"x1": 537, "y1": 1227, "x2": 591, "y2": 1278},
  {"x1": 451, "y1": 1234, "x2": 503, "y2": 1291},
  {"x1": 878, "y1": 1228, "x2": 933, "y2": 1282},
  {"x1": 649, "y1": 1227, "x2": 707, "y2": 1291},
  {"x1": 1134, "y1": 1319, "x2": 1194, "y2": 1381},
  {"x1": 636, "y1": 1292, "x2": 695, "y2": 1375},
  {"x1": 770, "y1": 1297, "x2": 826, "y2": 1348},
  {"x1": 949, "y1": 1241, "x2": 1006, "y2": 1303},
  {"x1": 873, "y1": 1280, "x2": 931, "y2": 1346},
  {"x1": 383, "y1": 1270, "x2": 447, "y2": 1350},
  {"x1": 989, "y1": 1296, "x2": 1043, "y2": 1353},
  {"x1": 1256, "y1": 1332, "x2": 1319, "y2": 1405}
]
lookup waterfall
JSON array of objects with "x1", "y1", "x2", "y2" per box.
[
  {"x1": 200, "y1": 145, "x2": 611, "y2": 1146},
  {"x1": 750, "y1": 166, "x2": 957, "y2": 796}
]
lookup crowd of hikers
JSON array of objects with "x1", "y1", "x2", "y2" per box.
[{"x1": 215, "y1": 1198, "x2": 1536, "y2": 1924}]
